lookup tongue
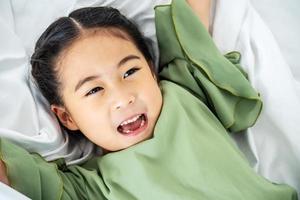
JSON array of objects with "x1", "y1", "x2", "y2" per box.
[{"x1": 120, "y1": 116, "x2": 143, "y2": 133}]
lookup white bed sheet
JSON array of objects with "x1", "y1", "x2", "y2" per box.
[
  {"x1": 0, "y1": 0, "x2": 299, "y2": 198},
  {"x1": 212, "y1": 0, "x2": 300, "y2": 194}
]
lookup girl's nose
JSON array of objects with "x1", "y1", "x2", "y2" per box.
[{"x1": 113, "y1": 93, "x2": 135, "y2": 110}]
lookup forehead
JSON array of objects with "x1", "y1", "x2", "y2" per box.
[
  {"x1": 57, "y1": 31, "x2": 141, "y2": 69},
  {"x1": 56, "y1": 30, "x2": 143, "y2": 78},
  {"x1": 60, "y1": 29, "x2": 137, "y2": 63}
]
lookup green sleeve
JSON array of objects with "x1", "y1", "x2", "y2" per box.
[
  {"x1": 0, "y1": 138, "x2": 107, "y2": 200},
  {"x1": 155, "y1": 0, "x2": 262, "y2": 132}
]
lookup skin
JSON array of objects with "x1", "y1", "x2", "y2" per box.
[
  {"x1": 187, "y1": 0, "x2": 211, "y2": 30},
  {"x1": 52, "y1": 31, "x2": 163, "y2": 152},
  {"x1": 0, "y1": 160, "x2": 9, "y2": 186}
]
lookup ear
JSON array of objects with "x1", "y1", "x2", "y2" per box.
[{"x1": 51, "y1": 105, "x2": 79, "y2": 131}]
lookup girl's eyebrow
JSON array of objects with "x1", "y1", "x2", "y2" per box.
[
  {"x1": 118, "y1": 55, "x2": 140, "y2": 68},
  {"x1": 74, "y1": 54, "x2": 140, "y2": 92}
]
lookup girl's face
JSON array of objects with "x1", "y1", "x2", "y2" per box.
[{"x1": 52, "y1": 31, "x2": 163, "y2": 152}]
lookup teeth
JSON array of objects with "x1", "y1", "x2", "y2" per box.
[
  {"x1": 120, "y1": 114, "x2": 142, "y2": 126},
  {"x1": 140, "y1": 119, "x2": 145, "y2": 127}
]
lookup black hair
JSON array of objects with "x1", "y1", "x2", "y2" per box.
[{"x1": 31, "y1": 6, "x2": 155, "y2": 106}]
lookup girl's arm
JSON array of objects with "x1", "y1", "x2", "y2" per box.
[
  {"x1": 186, "y1": 0, "x2": 211, "y2": 31},
  {"x1": 0, "y1": 160, "x2": 9, "y2": 186},
  {"x1": 0, "y1": 138, "x2": 107, "y2": 200},
  {"x1": 156, "y1": 0, "x2": 262, "y2": 132}
]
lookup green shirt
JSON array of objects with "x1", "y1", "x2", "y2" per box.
[{"x1": 0, "y1": 0, "x2": 297, "y2": 199}]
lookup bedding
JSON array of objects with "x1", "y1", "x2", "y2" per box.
[
  {"x1": 0, "y1": 0, "x2": 299, "y2": 198},
  {"x1": 212, "y1": 0, "x2": 300, "y2": 195},
  {"x1": 0, "y1": 2, "x2": 297, "y2": 199}
]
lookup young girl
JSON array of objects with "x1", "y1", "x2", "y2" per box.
[{"x1": 0, "y1": 0, "x2": 297, "y2": 199}]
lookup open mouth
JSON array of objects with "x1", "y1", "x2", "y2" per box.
[{"x1": 117, "y1": 113, "x2": 148, "y2": 136}]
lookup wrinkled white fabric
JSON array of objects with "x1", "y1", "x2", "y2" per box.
[
  {"x1": 0, "y1": 182, "x2": 30, "y2": 200},
  {"x1": 0, "y1": 0, "x2": 299, "y2": 197},
  {"x1": 212, "y1": 0, "x2": 300, "y2": 195}
]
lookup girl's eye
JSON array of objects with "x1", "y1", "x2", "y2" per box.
[
  {"x1": 123, "y1": 67, "x2": 140, "y2": 79},
  {"x1": 85, "y1": 87, "x2": 103, "y2": 96}
]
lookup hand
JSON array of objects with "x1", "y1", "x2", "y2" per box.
[
  {"x1": 186, "y1": 0, "x2": 211, "y2": 31},
  {"x1": 0, "y1": 159, "x2": 10, "y2": 186}
]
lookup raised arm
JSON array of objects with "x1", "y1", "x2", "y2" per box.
[
  {"x1": 0, "y1": 160, "x2": 9, "y2": 186},
  {"x1": 186, "y1": 0, "x2": 211, "y2": 30},
  {"x1": 156, "y1": 0, "x2": 262, "y2": 132},
  {"x1": 0, "y1": 138, "x2": 107, "y2": 200}
]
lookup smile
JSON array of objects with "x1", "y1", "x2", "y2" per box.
[{"x1": 117, "y1": 113, "x2": 148, "y2": 136}]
